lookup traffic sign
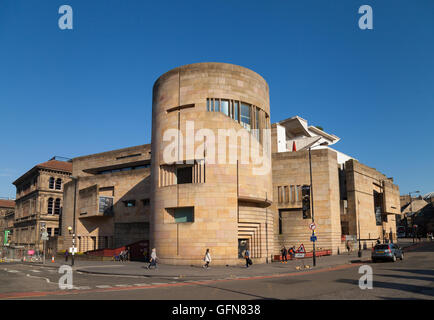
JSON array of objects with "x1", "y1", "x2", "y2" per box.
[
  {"x1": 41, "y1": 232, "x2": 49, "y2": 241},
  {"x1": 310, "y1": 235, "x2": 317, "y2": 242},
  {"x1": 309, "y1": 222, "x2": 316, "y2": 231},
  {"x1": 296, "y1": 244, "x2": 306, "y2": 253}
]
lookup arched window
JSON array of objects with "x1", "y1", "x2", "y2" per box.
[
  {"x1": 49, "y1": 177, "x2": 55, "y2": 189},
  {"x1": 47, "y1": 198, "x2": 54, "y2": 214},
  {"x1": 55, "y1": 178, "x2": 62, "y2": 190},
  {"x1": 54, "y1": 198, "x2": 61, "y2": 215}
]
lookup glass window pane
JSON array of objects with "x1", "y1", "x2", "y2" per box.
[
  {"x1": 240, "y1": 103, "x2": 251, "y2": 130},
  {"x1": 215, "y1": 100, "x2": 220, "y2": 112},
  {"x1": 221, "y1": 100, "x2": 229, "y2": 116},
  {"x1": 174, "y1": 207, "x2": 194, "y2": 223},
  {"x1": 207, "y1": 99, "x2": 209, "y2": 111},
  {"x1": 234, "y1": 102, "x2": 239, "y2": 121}
]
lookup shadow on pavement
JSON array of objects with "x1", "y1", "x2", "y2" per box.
[
  {"x1": 336, "y1": 279, "x2": 434, "y2": 298},
  {"x1": 377, "y1": 274, "x2": 434, "y2": 283},
  {"x1": 386, "y1": 269, "x2": 434, "y2": 277}
]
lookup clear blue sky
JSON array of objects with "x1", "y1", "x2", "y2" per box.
[{"x1": 0, "y1": 0, "x2": 433, "y2": 198}]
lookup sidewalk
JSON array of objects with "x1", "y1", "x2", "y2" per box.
[{"x1": 19, "y1": 239, "x2": 425, "y2": 279}]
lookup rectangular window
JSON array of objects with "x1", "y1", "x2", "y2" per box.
[
  {"x1": 123, "y1": 200, "x2": 136, "y2": 207},
  {"x1": 255, "y1": 107, "x2": 259, "y2": 129},
  {"x1": 284, "y1": 186, "x2": 289, "y2": 203},
  {"x1": 290, "y1": 186, "x2": 295, "y2": 203},
  {"x1": 176, "y1": 166, "x2": 193, "y2": 184},
  {"x1": 215, "y1": 99, "x2": 220, "y2": 112},
  {"x1": 174, "y1": 207, "x2": 194, "y2": 223},
  {"x1": 296, "y1": 185, "x2": 301, "y2": 202},
  {"x1": 47, "y1": 228, "x2": 52, "y2": 236},
  {"x1": 240, "y1": 103, "x2": 251, "y2": 130},
  {"x1": 221, "y1": 100, "x2": 229, "y2": 116},
  {"x1": 54, "y1": 228, "x2": 59, "y2": 236},
  {"x1": 278, "y1": 210, "x2": 282, "y2": 234},
  {"x1": 206, "y1": 99, "x2": 210, "y2": 111},
  {"x1": 277, "y1": 186, "x2": 282, "y2": 203},
  {"x1": 234, "y1": 101, "x2": 239, "y2": 121},
  {"x1": 142, "y1": 198, "x2": 150, "y2": 206}
]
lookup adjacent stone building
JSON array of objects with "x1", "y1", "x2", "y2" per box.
[
  {"x1": 271, "y1": 116, "x2": 400, "y2": 255},
  {"x1": 60, "y1": 145, "x2": 151, "y2": 253},
  {"x1": 12, "y1": 159, "x2": 72, "y2": 251},
  {"x1": 0, "y1": 199, "x2": 15, "y2": 247}
]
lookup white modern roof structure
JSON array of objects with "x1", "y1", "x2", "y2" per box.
[{"x1": 274, "y1": 116, "x2": 355, "y2": 165}]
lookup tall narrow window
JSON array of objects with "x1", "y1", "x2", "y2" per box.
[
  {"x1": 47, "y1": 198, "x2": 54, "y2": 214},
  {"x1": 240, "y1": 103, "x2": 251, "y2": 130},
  {"x1": 206, "y1": 98, "x2": 210, "y2": 111},
  {"x1": 54, "y1": 198, "x2": 61, "y2": 215},
  {"x1": 234, "y1": 101, "x2": 239, "y2": 122},
  {"x1": 278, "y1": 186, "x2": 283, "y2": 203},
  {"x1": 55, "y1": 178, "x2": 62, "y2": 190},
  {"x1": 215, "y1": 99, "x2": 220, "y2": 112},
  {"x1": 255, "y1": 107, "x2": 259, "y2": 129},
  {"x1": 278, "y1": 210, "x2": 282, "y2": 234},
  {"x1": 49, "y1": 177, "x2": 54, "y2": 189},
  {"x1": 284, "y1": 186, "x2": 289, "y2": 203},
  {"x1": 221, "y1": 99, "x2": 229, "y2": 116}
]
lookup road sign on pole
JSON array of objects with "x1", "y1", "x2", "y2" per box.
[{"x1": 309, "y1": 222, "x2": 316, "y2": 231}]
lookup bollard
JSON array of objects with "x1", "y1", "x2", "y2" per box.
[{"x1": 51, "y1": 256, "x2": 55, "y2": 263}]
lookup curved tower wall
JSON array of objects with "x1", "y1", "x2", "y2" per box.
[{"x1": 150, "y1": 62, "x2": 273, "y2": 265}]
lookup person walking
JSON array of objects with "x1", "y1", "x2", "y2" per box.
[
  {"x1": 244, "y1": 248, "x2": 251, "y2": 268},
  {"x1": 281, "y1": 247, "x2": 288, "y2": 263},
  {"x1": 346, "y1": 240, "x2": 352, "y2": 254},
  {"x1": 147, "y1": 248, "x2": 158, "y2": 269},
  {"x1": 288, "y1": 246, "x2": 295, "y2": 259},
  {"x1": 64, "y1": 250, "x2": 69, "y2": 262},
  {"x1": 203, "y1": 249, "x2": 211, "y2": 269}
]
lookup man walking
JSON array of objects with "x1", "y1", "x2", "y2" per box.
[
  {"x1": 146, "y1": 248, "x2": 158, "y2": 269},
  {"x1": 281, "y1": 247, "x2": 288, "y2": 263},
  {"x1": 245, "y1": 248, "x2": 251, "y2": 268}
]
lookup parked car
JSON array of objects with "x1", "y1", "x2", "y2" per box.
[{"x1": 372, "y1": 243, "x2": 404, "y2": 262}]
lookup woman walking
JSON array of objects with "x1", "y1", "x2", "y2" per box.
[
  {"x1": 146, "y1": 248, "x2": 158, "y2": 269},
  {"x1": 203, "y1": 249, "x2": 211, "y2": 269}
]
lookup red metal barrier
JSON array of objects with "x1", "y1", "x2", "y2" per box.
[
  {"x1": 274, "y1": 249, "x2": 332, "y2": 261},
  {"x1": 85, "y1": 240, "x2": 149, "y2": 261}
]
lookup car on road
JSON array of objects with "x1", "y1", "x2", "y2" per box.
[{"x1": 372, "y1": 243, "x2": 404, "y2": 262}]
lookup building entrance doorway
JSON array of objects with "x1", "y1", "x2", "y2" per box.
[{"x1": 238, "y1": 239, "x2": 249, "y2": 258}]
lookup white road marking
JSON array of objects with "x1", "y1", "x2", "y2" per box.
[
  {"x1": 115, "y1": 284, "x2": 133, "y2": 287},
  {"x1": 95, "y1": 285, "x2": 112, "y2": 289},
  {"x1": 30, "y1": 270, "x2": 41, "y2": 273},
  {"x1": 73, "y1": 286, "x2": 91, "y2": 290},
  {"x1": 7, "y1": 270, "x2": 19, "y2": 273},
  {"x1": 151, "y1": 282, "x2": 167, "y2": 285},
  {"x1": 133, "y1": 283, "x2": 150, "y2": 286},
  {"x1": 26, "y1": 273, "x2": 52, "y2": 284}
]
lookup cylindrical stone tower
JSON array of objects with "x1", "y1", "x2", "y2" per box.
[{"x1": 150, "y1": 62, "x2": 273, "y2": 265}]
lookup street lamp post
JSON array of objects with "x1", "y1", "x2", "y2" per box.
[
  {"x1": 71, "y1": 176, "x2": 78, "y2": 266},
  {"x1": 308, "y1": 146, "x2": 316, "y2": 267},
  {"x1": 307, "y1": 141, "x2": 328, "y2": 267}
]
